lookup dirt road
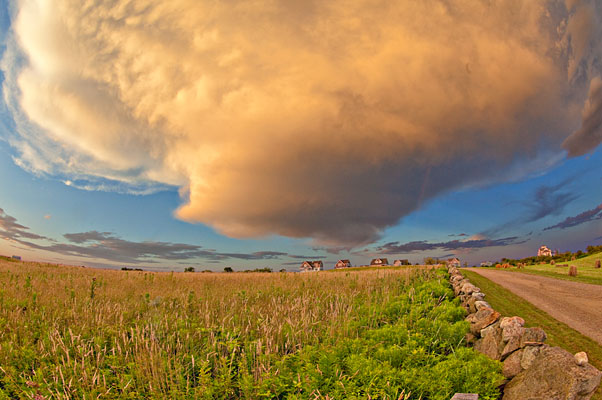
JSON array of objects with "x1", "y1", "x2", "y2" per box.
[{"x1": 471, "y1": 269, "x2": 602, "y2": 345}]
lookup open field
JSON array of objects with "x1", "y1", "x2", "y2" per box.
[
  {"x1": 0, "y1": 260, "x2": 501, "y2": 399},
  {"x1": 483, "y1": 252, "x2": 602, "y2": 285},
  {"x1": 463, "y1": 269, "x2": 602, "y2": 400}
]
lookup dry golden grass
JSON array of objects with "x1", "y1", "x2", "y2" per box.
[{"x1": 0, "y1": 259, "x2": 429, "y2": 398}]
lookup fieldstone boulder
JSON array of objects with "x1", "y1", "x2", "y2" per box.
[
  {"x1": 474, "y1": 300, "x2": 491, "y2": 311},
  {"x1": 467, "y1": 297, "x2": 478, "y2": 313},
  {"x1": 521, "y1": 345, "x2": 542, "y2": 370},
  {"x1": 575, "y1": 352, "x2": 589, "y2": 366},
  {"x1": 500, "y1": 317, "x2": 525, "y2": 339},
  {"x1": 503, "y1": 346, "x2": 602, "y2": 400},
  {"x1": 503, "y1": 349, "x2": 524, "y2": 378},
  {"x1": 519, "y1": 327, "x2": 547, "y2": 347},
  {"x1": 467, "y1": 307, "x2": 501, "y2": 335},
  {"x1": 460, "y1": 282, "x2": 480, "y2": 295},
  {"x1": 475, "y1": 322, "x2": 502, "y2": 360},
  {"x1": 471, "y1": 291, "x2": 486, "y2": 301},
  {"x1": 499, "y1": 317, "x2": 526, "y2": 359}
]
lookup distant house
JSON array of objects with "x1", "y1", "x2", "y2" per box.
[
  {"x1": 393, "y1": 259, "x2": 410, "y2": 266},
  {"x1": 370, "y1": 258, "x2": 389, "y2": 266},
  {"x1": 11, "y1": 255, "x2": 21, "y2": 261},
  {"x1": 537, "y1": 245, "x2": 552, "y2": 257},
  {"x1": 480, "y1": 261, "x2": 493, "y2": 267},
  {"x1": 335, "y1": 259, "x2": 352, "y2": 269},
  {"x1": 447, "y1": 258, "x2": 461, "y2": 267},
  {"x1": 300, "y1": 260, "x2": 323, "y2": 272}
]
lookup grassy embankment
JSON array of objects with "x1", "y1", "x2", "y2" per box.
[
  {"x1": 0, "y1": 259, "x2": 502, "y2": 399},
  {"x1": 463, "y1": 269, "x2": 602, "y2": 400},
  {"x1": 483, "y1": 252, "x2": 602, "y2": 285}
]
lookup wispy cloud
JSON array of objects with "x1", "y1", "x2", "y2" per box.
[
  {"x1": 544, "y1": 203, "x2": 602, "y2": 231},
  {"x1": 0, "y1": 208, "x2": 322, "y2": 265},
  {"x1": 524, "y1": 181, "x2": 579, "y2": 223},
  {"x1": 0, "y1": 207, "x2": 49, "y2": 241},
  {"x1": 373, "y1": 236, "x2": 526, "y2": 255}
]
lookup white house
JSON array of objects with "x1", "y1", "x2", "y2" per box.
[
  {"x1": 537, "y1": 245, "x2": 552, "y2": 257},
  {"x1": 300, "y1": 260, "x2": 323, "y2": 272},
  {"x1": 335, "y1": 259, "x2": 352, "y2": 269}
]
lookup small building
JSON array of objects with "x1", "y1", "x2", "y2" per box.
[
  {"x1": 447, "y1": 258, "x2": 461, "y2": 267},
  {"x1": 11, "y1": 255, "x2": 21, "y2": 261},
  {"x1": 537, "y1": 245, "x2": 552, "y2": 257},
  {"x1": 300, "y1": 260, "x2": 323, "y2": 272},
  {"x1": 480, "y1": 261, "x2": 492, "y2": 267},
  {"x1": 334, "y1": 259, "x2": 352, "y2": 269},
  {"x1": 370, "y1": 258, "x2": 389, "y2": 266},
  {"x1": 393, "y1": 259, "x2": 410, "y2": 266}
]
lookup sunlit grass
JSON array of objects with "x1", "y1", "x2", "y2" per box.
[
  {"x1": 481, "y1": 252, "x2": 602, "y2": 285},
  {"x1": 0, "y1": 260, "x2": 501, "y2": 399}
]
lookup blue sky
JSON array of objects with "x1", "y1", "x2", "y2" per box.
[{"x1": 0, "y1": 0, "x2": 601, "y2": 271}]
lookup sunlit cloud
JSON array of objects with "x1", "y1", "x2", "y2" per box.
[{"x1": 2, "y1": 0, "x2": 602, "y2": 246}]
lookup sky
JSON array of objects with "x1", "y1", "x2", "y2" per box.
[{"x1": 0, "y1": 0, "x2": 601, "y2": 271}]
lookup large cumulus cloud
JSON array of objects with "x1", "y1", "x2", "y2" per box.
[{"x1": 2, "y1": 0, "x2": 602, "y2": 245}]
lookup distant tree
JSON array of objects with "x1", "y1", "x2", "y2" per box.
[
  {"x1": 423, "y1": 257, "x2": 437, "y2": 265},
  {"x1": 224, "y1": 267, "x2": 234, "y2": 273},
  {"x1": 184, "y1": 267, "x2": 195, "y2": 272},
  {"x1": 280, "y1": 268, "x2": 287, "y2": 272}
]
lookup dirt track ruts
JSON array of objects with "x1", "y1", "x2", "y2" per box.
[{"x1": 471, "y1": 269, "x2": 602, "y2": 346}]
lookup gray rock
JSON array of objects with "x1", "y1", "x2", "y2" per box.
[
  {"x1": 501, "y1": 336, "x2": 522, "y2": 360},
  {"x1": 450, "y1": 394, "x2": 478, "y2": 400},
  {"x1": 503, "y1": 346, "x2": 602, "y2": 400},
  {"x1": 480, "y1": 321, "x2": 500, "y2": 339},
  {"x1": 460, "y1": 282, "x2": 480, "y2": 295},
  {"x1": 471, "y1": 291, "x2": 486, "y2": 301},
  {"x1": 503, "y1": 349, "x2": 524, "y2": 378},
  {"x1": 474, "y1": 300, "x2": 491, "y2": 311},
  {"x1": 575, "y1": 352, "x2": 589, "y2": 366},
  {"x1": 475, "y1": 322, "x2": 503, "y2": 360},
  {"x1": 467, "y1": 297, "x2": 478, "y2": 313},
  {"x1": 500, "y1": 316, "x2": 525, "y2": 343},
  {"x1": 519, "y1": 327, "x2": 547, "y2": 347},
  {"x1": 521, "y1": 345, "x2": 542, "y2": 370}
]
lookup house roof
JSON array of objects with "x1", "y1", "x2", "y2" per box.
[{"x1": 337, "y1": 259, "x2": 351, "y2": 263}]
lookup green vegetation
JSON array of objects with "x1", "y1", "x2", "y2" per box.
[
  {"x1": 463, "y1": 270, "x2": 602, "y2": 400},
  {"x1": 499, "y1": 244, "x2": 601, "y2": 265},
  {"x1": 488, "y1": 251, "x2": 602, "y2": 285},
  {"x1": 0, "y1": 260, "x2": 502, "y2": 399}
]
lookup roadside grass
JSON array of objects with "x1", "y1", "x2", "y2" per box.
[
  {"x1": 482, "y1": 252, "x2": 602, "y2": 286},
  {"x1": 463, "y1": 270, "x2": 602, "y2": 400}
]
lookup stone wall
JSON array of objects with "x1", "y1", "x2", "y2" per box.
[{"x1": 448, "y1": 266, "x2": 602, "y2": 400}]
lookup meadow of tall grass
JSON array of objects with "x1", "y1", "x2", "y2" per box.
[{"x1": 0, "y1": 260, "x2": 501, "y2": 399}]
